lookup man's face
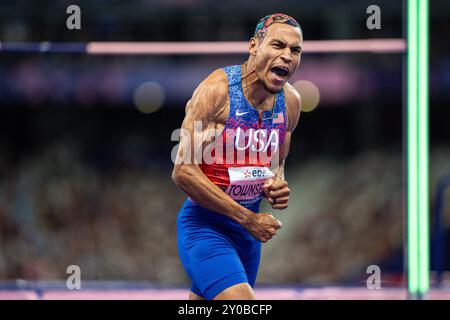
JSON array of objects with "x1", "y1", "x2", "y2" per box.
[{"x1": 251, "y1": 23, "x2": 303, "y2": 93}]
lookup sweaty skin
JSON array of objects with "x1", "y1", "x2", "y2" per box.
[{"x1": 172, "y1": 23, "x2": 302, "y2": 243}]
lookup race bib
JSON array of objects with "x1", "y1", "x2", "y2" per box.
[{"x1": 225, "y1": 166, "x2": 274, "y2": 202}]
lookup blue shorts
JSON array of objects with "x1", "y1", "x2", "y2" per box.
[{"x1": 177, "y1": 198, "x2": 261, "y2": 300}]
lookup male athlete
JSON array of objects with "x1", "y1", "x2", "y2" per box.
[{"x1": 172, "y1": 13, "x2": 303, "y2": 300}]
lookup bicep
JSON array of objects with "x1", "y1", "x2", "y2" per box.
[
  {"x1": 279, "y1": 130, "x2": 292, "y2": 164},
  {"x1": 175, "y1": 77, "x2": 226, "y2": 166},
  {"x1": 175, "y1": 93, "x2": 210, "y2": 167},
  {"x1": 277, "y1": 85, "x2": 300, "y2": 163}
]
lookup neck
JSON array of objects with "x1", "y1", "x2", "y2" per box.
[{"x1": 243, "y1": 58, "x2": 274, "y2": 111}]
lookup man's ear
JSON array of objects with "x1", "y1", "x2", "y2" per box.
[{"x1": 249, "y1": 37, "x2": 258, "y2": 56}]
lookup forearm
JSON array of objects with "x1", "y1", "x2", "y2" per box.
[
  {"x1": 273, "y1": 160, "x2": 285, "y2": 180},
  {"x1": 173, "y1": 165, "x2": 254, "y2": 224}
]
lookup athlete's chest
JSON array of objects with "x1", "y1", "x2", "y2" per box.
[{"x1": 215, "y1": 103, "x2": 285, "y2": 157}]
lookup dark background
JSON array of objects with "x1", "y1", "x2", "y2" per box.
[{"x1": 0, "y1": 0, "x2": 449, "y2": 287}]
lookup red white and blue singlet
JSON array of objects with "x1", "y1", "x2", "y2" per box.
[
  {"x1": 177, "y1": 65, "x2": 287, "y2": 299},
  {"x1": 199, "y1": 64, "x2": 287, "y2": 212}
]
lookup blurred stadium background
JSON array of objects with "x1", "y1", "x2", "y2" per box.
[{"x1": 0, "y1": 0, "x2": 449, "y2": 299}]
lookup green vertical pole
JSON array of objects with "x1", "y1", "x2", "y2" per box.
[{"x1": 407, "y1": 0, "x2": 429, "y2": 298}]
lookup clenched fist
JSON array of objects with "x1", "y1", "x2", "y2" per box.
[
  {"x1": 242, "y1": 212, "x2": 282, "y2": 243},
  {"x1": 263, "y1": 178, "x2": 290, "y2": 210}
]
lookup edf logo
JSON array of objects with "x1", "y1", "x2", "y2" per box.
[{"x1": 252, "y1": 169, "x2": 265, "y2": 178}]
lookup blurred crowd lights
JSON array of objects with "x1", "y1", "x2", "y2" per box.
[
  {"x1": 132, "y1": 80, "x2": 318, "y2": 114},
  {"x1": 292, "y1": 80, "x2": 320, "y2": 112},
  {"x1": 133, "y1": 81, "x2": 165, "y2": 114}
]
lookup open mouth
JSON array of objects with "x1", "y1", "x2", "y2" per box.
[{"x1": 271, "y1": 66, "x2": 289, "y2": 81}]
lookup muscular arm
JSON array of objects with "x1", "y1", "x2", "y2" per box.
[
  {"x1": 264, "y1": 83, "x2": 302, "y2": 209},
  {"x1": 171, "y1": 69, "x2": 255, "y2": 225},
  {"x1": 278, "y1": 83, "x2": 302, "y2": 174},
  {"x1": 173, "y1": 69, "x2": 282, "y2": 242}
]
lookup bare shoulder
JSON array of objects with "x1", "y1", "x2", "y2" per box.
[
  {"x1": 203, "y1": 68, "x2": 228, "y2": 89},
  {"x1": 186, "y1": 68, "x2": 229, "y2": 121},
  {"x1": 284, "y1": 82, "x2": 302, "y2": 131},
  {"x1": 197, "y1": 69, "x2": 228, "y2": 97}
]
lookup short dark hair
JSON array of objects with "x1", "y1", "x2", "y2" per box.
[{"x1": 254, "y1": 13, "x2": 302, "y2": 40}]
